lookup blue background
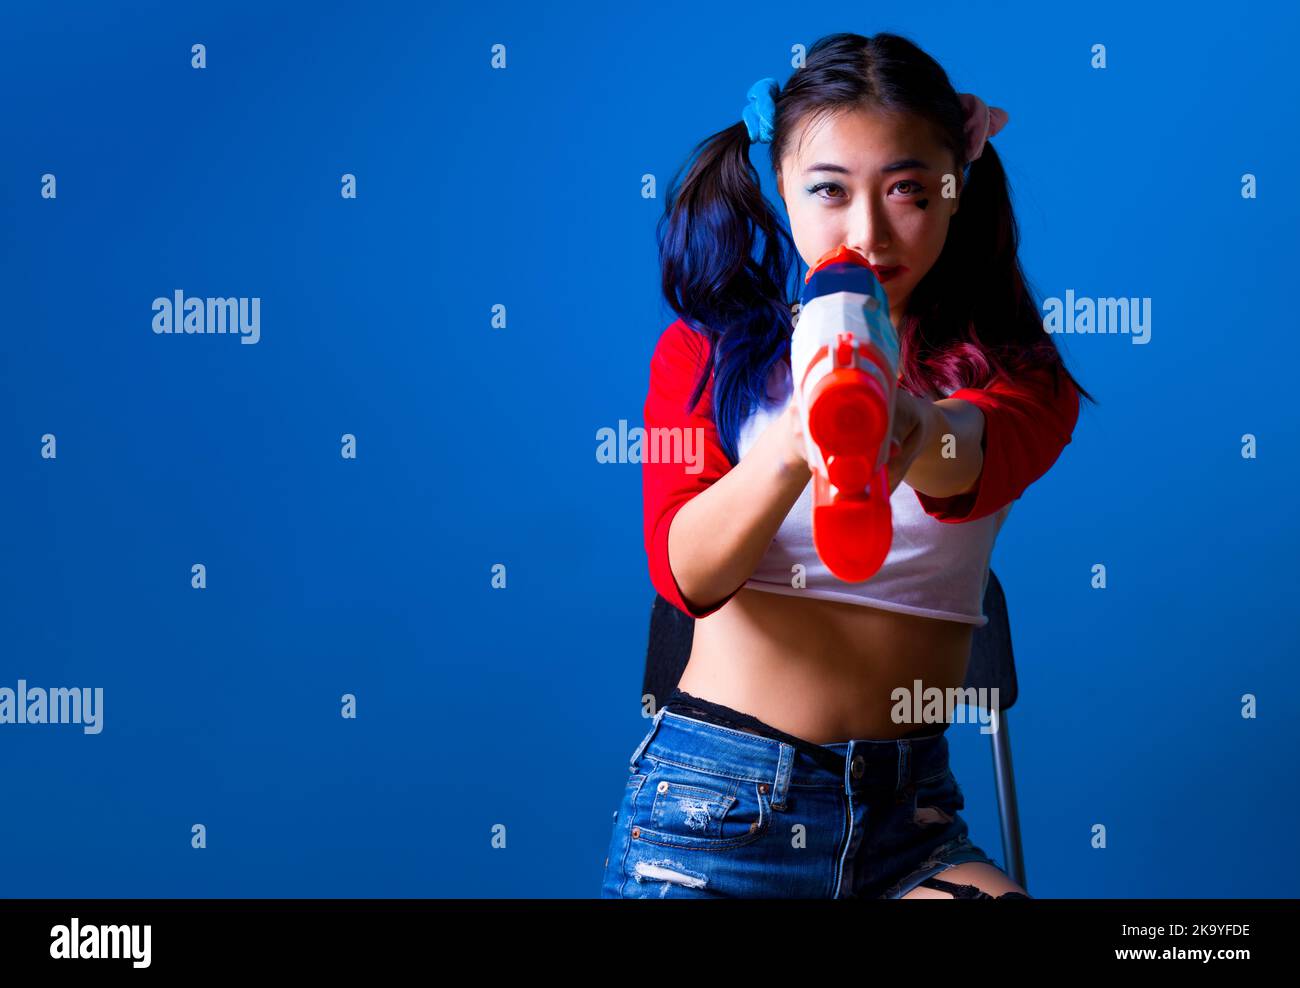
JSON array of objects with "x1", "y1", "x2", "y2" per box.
[{"x1": 2, "y1": 0, "x2": 1296, "y2": 898}]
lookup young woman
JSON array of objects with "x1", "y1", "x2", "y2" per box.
[{"x1": 600, "y1": 32, "x2": 1094, "y2": 899}]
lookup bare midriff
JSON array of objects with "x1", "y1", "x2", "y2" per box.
[{"x1": 674, "y1": 587, "x2": 976, "y2": 744}]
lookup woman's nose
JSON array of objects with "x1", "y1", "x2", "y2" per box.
[{"x1": 847, "y1": 198, "x2": 892, "y2": 253}]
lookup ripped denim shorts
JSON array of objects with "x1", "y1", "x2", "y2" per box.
[{"x1": 599, "y1": 693, "x2": 1009, "y2": 899}]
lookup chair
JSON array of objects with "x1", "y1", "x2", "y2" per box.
[{"x1": 639, "y1": 569, "x2": 1028, "y2": 892}]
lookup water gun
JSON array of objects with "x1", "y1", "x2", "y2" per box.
[{"x1": 791, "y1": 245, "x2": 900, "y2": 582}]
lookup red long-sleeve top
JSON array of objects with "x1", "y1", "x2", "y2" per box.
[{"x1": 642, "y1": 318, "x2": 1081, "y2": 618}]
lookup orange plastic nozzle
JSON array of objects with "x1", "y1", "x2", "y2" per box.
[{"x1": 805, "y1": 244, "x2": 872, "y2": 283}]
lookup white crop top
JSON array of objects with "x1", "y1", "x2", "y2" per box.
[{"x1": 735, "y1": 310, "x2": 1011, "y2": 626}]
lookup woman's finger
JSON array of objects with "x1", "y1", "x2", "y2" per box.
[{"x1": 885, "y1": 436, "x2": 908, "y2": 495}]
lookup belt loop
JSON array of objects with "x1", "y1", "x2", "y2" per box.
[
  {"x1": 771, "y1": 742, "x2": 794, "y2": 810},
  {"x1": 897, "y1": 739, "x2": 911, "y2": 789},
  {"x1": 628, "y1": 706, "x2": 666, "y2": 770}
]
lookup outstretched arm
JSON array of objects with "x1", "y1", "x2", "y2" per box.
[
  {"x1": 643, "y1": 322, "x2": 810, "y2": 618},
  {"x1": 906, "y1": 366, "x2": 1081, "y2": 523}
]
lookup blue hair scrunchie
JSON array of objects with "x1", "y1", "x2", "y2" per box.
[{"x1": 742, "y1": 77, "x2": 779, "y2": 144}]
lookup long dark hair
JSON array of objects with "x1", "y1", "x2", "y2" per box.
[{"x1": 657, "y1": 31, "x2": 1096, "y2": 464}]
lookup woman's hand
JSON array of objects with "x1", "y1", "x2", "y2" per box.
[
  {"x1": 884, "y1": 388, "x2": 944, "y2": 495},
  {"x1": 780, "y1": 389, "x2": 942, "y2": 496},
  {"x1": 778, "y1": 399, "x2": 814, "y2": 477}
]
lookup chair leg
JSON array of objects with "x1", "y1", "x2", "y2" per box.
[{"x1": 989, "y1": 711, "x2": 1028, "y2": 892}]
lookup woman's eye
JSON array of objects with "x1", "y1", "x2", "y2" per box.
[
  {"x1": 808, "y1": 182, "x2": 845, "y2": 200},
  {"x1": 808, "y1": 180, "x2": 923, "y2": 201}
]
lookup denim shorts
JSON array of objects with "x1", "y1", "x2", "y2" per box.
[{"x1": 600, "y1": 695, "x2": 1002, "y2": 899}]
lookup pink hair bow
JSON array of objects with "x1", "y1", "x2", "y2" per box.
[{"x1": 957, "y1": 92, "x2": 1009, "y2": 164}]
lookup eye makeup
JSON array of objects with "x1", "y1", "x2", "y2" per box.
[
  {"x1": 806, "y1": 180, "x2": 928, "y2": 202},
  {"x1": 807, "y1": 181, "x2": 845, "y2": 198}
]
